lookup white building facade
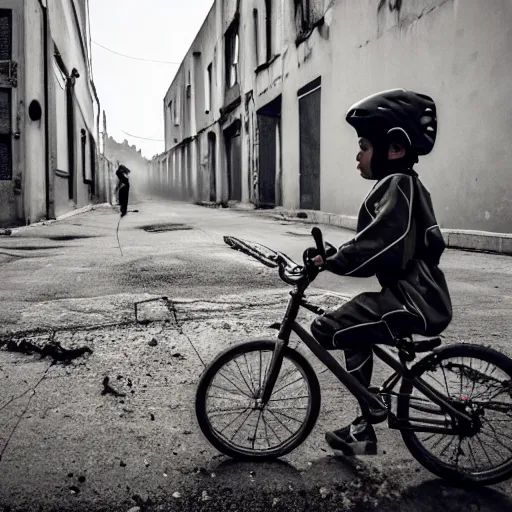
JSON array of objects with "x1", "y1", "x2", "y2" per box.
[
  {"x1": 0, "y1": 0, "x2": 104, "y2": 228},
  {"x1": 149, "y1": 0, "x2": 512, "y2": 233}
]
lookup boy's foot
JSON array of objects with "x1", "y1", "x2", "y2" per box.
[{"x1": 325, "y1": 416, "x2": 378, "y2": 456}]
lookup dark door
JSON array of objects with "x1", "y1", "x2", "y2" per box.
[
  {"x1": 298, "y1": 78, "x2": 321, "y2": 210},
  {"x1": 225, "y1": 123, "x2": 242, "y2": 201},
  {"x1": 208, "y1": 132, "x2": 216, "y2": 202},
  {"x1": 257, "y1": 115, "x2": 276, "y2": 207},
  {"x1": 257, "y1": 95, "x2": 282, "y2": 208}
]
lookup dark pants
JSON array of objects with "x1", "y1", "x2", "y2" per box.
[
  {"x1": 118, "y1": 183, "x2": 130, "y2": 216},
  {"x1": 311, "y1": 288, "x2": 422, "y2": 417}
]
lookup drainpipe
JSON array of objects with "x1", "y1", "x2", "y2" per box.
[
  {"x1": 66, "y1": 68, "x2": 80, "y2": 201},
  {"x1": 91, "y1": 80, "x2": 100, "y2": 198},
  {"x1": 39, "y1": 0, "x2": 50, "y2": 219}
]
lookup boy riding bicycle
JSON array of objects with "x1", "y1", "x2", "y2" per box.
[{"x1": 307, "y1": 89, "x2": 452, "y2": 456}]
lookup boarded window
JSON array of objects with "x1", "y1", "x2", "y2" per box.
[
  {"x1": 0, "y1": 88, "x2": 11, "y2": 180},
  {"x1": 253, "y1": 9, "x2": 259, "y2": 66},
  {"x1": 0, "y1": 10, "x2": 12, "y2": 61},
  {"x1": 265, "y1": 0, "x2": 272, "y2": 61}
]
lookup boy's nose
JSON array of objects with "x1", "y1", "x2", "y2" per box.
[{"x1": 356, "y1": 152, "x2": 361, "y2": 162}]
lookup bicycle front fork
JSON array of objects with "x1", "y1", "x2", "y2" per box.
[{"x1": 260, "y1": 339, "x2": 287, "y2": 404}]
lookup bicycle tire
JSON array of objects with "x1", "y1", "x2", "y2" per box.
[
  {"x1": 397, "y1": 343, "x2": 512, "y2": 486},
  {"x1": 195, "y1": 339, "x2": 321, "y2": 460}
]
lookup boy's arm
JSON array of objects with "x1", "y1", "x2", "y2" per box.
[{"x1": 325, "y1": 175, "x2": 414, "y2": 277}]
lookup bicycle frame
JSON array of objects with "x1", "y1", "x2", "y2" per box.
[{"x1": 261, "y1": 284, "x2": 474, "y2": 433}]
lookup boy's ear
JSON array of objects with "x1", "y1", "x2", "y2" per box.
[{"x1": 388, "y1": 142, "x2": 406, "y2": 160}]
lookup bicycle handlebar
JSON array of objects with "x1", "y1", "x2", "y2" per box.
[
  {"x1": 223, "y1": 228, "x2": 325, "y2": 287},
  {"x1": 274, "y1": 227, "x2": 324, "y2": 286}
]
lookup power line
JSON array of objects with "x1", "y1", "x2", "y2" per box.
[
  {"x1": 122, "y1": 130, "x2": 164, "y2": 142},
  {"x1": 92, "y1": 40, "x2": 181, "y2": 65}
]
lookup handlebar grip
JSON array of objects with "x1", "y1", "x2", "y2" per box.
[{"x1": 311, "y1": 227, "x2": 326, "y2": 261}]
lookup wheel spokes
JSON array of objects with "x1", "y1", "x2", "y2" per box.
[{"x1": 205, "y1": 349, "x2": 311, "y2": 453}]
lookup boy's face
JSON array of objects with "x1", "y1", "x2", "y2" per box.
[{"x1": 356, "y1": 137, "x2": 373, "y2": 180}]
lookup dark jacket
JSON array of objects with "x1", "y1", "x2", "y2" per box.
[{"x1": 326, "y1": 172, "x2": 452, "y2": 336}]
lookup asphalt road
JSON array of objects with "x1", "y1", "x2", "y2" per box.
[{"x1": 0, "y1": 198, "x2": 511, "y2": 511}]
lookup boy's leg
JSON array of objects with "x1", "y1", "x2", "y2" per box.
[{"x1": 311, "y1": 291, "x2": 406, "y2": 455}]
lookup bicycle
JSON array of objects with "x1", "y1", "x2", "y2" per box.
[{"x1": 195, "y1": 227, "x2": 512, "y2": 486}]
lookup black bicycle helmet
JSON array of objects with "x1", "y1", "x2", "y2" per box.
[{"x1": 345, "y1": 88, "x2": 437, "y2": 156}]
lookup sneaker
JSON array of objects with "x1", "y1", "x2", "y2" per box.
[{"x1": 325, "y1": 416, "x2": 378, "y2": 456}]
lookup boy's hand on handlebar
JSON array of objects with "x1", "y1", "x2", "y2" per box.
[{"x1": 312, "y1": 255, "x2": 324, "y2": 266}]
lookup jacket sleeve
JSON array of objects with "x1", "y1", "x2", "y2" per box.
[
  {"x1": 325, "y1": 175, "x2": 414, "y2": 277},
  {"x1": 116, "y1": 165, "x2": 131, "y2": 185}
]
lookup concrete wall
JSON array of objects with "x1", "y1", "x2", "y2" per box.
[
  {"x1": 23, "y1": 0, "x2": 46, "y2": 224},
  {"x1": 48, "y1": 0, "x2": 99, "y2": 217},
  {"x1": 0, "y1": 0, "x2": 101, "y2": 228},
  {"x1": 149, "y1": 0, "x2": 512, "y2": 234}
]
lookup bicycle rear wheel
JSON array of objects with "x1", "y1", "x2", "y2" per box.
[
  {"x1": 398, "y1": 343, "x2": 512, "y2": 486},
  {"x1": 195, "y1": 339, "x2": 321, "y2": 460}
]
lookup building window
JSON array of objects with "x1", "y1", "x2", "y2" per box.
[
  {"x1": 253, "y1": 9, "x2": 259, "y2": 66},
  {"x1": 173, "y1": 93, "x2": 180, "y2": 126},
  {"x1": 205, "y1": 63, "x2": 212, "y2": 114},
  {"x1": 89, "y1": 132, "x2": 96, "y2": 194},
  {"x1": 265, "y1": 0, "x2": 272, "y2": 62},
  {"x1": 225, "y1": 22, "x2": 239, "y2": 89},
  {"x1": 186, "y1": 70, "x2": 191, "y2": 98},
  {"x1": 295, "y1": 0, "x2": 323, "y2": 42},
  {"x1": 0, "y1": 10, "x2": 12, "y2": 181},
  {"x1": 0, "y1": 9, "x2": 12, "y2": 60}
]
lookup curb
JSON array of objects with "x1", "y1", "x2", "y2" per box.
[
  {"x1": 7, "y1": 202, "x2": 113, "y2": 233},
  {"x1": 243, "y1": 207, "x2": 512, "y2": 256}
]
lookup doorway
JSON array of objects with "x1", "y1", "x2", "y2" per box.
[
  {"x1": 298, "y1": 77, "x2": 321, "y2": 210},
  {"x1": 224, "y1": 121, "x2": 242, "y2": 202},
  {"x1": 207, "y1": 132, "x2": 216, "y2": 202},
  {"x1": 257, "y1": 95, "x2": 282, "y2": 208}
]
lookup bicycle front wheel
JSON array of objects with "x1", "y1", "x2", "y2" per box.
[
  {"x1": 195, "y1": 339, "x2": 321, "y2": 460},
  {"x1": 398, "y1": 343, "x2": 512, "y2": 486}
]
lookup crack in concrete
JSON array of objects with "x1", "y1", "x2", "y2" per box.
[{"x1": 0, "y1": 361, "x2": 54, "y2": 463}]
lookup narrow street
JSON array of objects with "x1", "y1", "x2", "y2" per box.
[{"x1": 0, "y1": 199, "x2": 511, "y2": 511}]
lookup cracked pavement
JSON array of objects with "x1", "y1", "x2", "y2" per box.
[{"x1": 0, "y1": 198, "x2": 511, "y2": 511}]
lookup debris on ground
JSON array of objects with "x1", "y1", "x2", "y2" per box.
[
  {"x1": 319, "y1": 487, "x2": 332, "y2": 499},
  {"x1": 101, "y1": 376, "x2": 126, "y2": 397},
  {"x1": 148, "y1": 338, "x2": 158, "y2": 347},
  {"x1": 0, "y1": 229, "x2": 12, "y2": 236},
  {"x1": 2, "y1": 338, "x2": 92, "y2": 363}
]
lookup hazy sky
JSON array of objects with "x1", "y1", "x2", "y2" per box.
[{"x1": 89, "y1": 0, "x2": 214, "y2": 159}]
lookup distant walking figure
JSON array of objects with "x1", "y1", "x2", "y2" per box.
[{"x1": 115, "y1": 164, "x2": 131, "y2": 217}]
